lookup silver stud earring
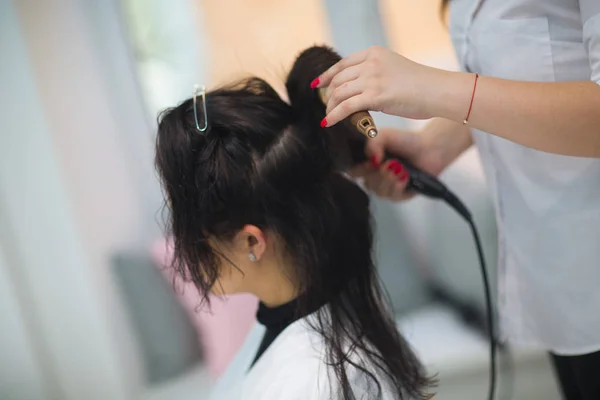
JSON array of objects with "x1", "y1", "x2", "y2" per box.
[{"x1": 248, "y1": 252, "x2": 257, "y2": 262}]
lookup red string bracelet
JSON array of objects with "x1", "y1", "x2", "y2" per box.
[{"x1": 463, "y1": 73, "x2": 479, "y2": 125}]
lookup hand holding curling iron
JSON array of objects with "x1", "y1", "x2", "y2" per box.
[{"x1": 313, "y1": 46, "x2": 443, "y2": 126}]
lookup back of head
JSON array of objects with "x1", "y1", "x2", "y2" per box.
[{"x1": 155, "y1": 46, "x2": 432, "y2": 400}]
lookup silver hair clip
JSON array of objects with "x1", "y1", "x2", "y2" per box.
[{"x1": 193, "y1": 84, "x2": 208, "y2": 132}]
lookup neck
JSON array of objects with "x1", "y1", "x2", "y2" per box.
[
  {"x1": 251, "y1": 263, "x2": 298, "y2": 308},
  {"x1": 257, "y1": 279, "x2": 297, "y2": 308}
]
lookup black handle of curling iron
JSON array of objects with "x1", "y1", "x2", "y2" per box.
[{"x1": 383, "y1": 152, "x2": 449, "y2": 199}]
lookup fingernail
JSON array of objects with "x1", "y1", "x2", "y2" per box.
[
  {"x1": 370, "y1": 156, "x2": 379, "y2": 168},
  {"x1": 320, "y1": 118, "x2": 328, "y2": 128},
  {"x1": 399, "y1": 171, "x2": 409, "y2": 181},
  {"x1": 310, "y1": 77, "x2": 320, "y2": 89},
  {"x1": 387, "y1": 160, "x2": 399, "y2": 172},
  {"x1": 393, "y1": 163, "x2": 404, "y2": 175}
]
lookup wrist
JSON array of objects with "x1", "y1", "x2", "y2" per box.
[
  {"x1": 421, "y1": 118, "x2": 473, "y2": 169},
  {"x1": 427, "y1": 70, "x2": 476, "y2": 122}
]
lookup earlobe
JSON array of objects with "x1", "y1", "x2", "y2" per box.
[{"x1": 241, "y1": 225, "x2": 266, "y2": 261}]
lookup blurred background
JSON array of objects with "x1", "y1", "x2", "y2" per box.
[{"x1": 0, "y1": 1, "x2": 561, "y2": 399}]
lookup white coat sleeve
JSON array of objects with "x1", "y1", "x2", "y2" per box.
[{"x1": 580, "y1": 1, "x2": 600, "y2": 84}]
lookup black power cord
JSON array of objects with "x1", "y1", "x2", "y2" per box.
[
  {"x1": 404, "y1": 162, "x2": 497, "y2": 400},
  {"x1": 467, "y1": 215, "x2": 497, "y2": 400}
]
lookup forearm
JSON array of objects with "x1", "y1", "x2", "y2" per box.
[
  {"x1": 421, "y1": 117, "x2": 473, "y2": 169},
  {"x1": 431, "y1": 71, "x2": 600, "y2": 157}
]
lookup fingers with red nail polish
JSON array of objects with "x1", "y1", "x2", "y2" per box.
[
  {"x1": 390, "y1": 161, "x2": 409, "y2": 181},
  {"x1": 386, "y1": 160, "x2": 397, "y2": 172},
  {"x1": 310, "y1": 77, "x2": 320, "y2": 89},
  {"x1": 387, "y1": 160, "x2": 403, "y2": 175},
  {"x1": 394, "y1": 162, "x2": 404, "y2": 175},
  {"x1": 374, "y1": 160, "x2": 397, "y2": 198},
  {"x1": 361, "y1": 156, "x2": 413, "y2": 201},
  {"x1": 375, "y1": 160, "x2": 409, "y2": 199},
  {"x1": 395, "y1": 163, "x2": 408, "y2": 181}
]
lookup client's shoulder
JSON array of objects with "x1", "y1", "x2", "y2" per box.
[{"x1": 258, "y1": 317, "x2": 396, "y2": 399}]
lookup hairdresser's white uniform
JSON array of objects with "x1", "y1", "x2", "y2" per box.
[
  {"x1": 449, "y1": 0, "x2": 600, "y2": 355},
  {"x1": 208, "y1": 310, "x2": 395, "y2": 400}
]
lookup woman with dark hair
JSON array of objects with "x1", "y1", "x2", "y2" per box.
[
  {"x1": 155, "y1": 47, "x2": 434, "y2": 400},
  {"x1": 314, "y1": 1, "x2": 600, "y2": 399}
]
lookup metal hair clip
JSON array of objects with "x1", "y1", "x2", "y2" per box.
[{"x1": 193, "y1": 84, "x2": 208, "y2": 132}]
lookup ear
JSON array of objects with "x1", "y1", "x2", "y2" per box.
[{"x1": 237, "y1": 225, "x2": 267, "y2": 262}]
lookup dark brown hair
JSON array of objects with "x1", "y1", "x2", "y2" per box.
[{"x1": 155, "y1": 46, "x2": 434, "y2": 399}]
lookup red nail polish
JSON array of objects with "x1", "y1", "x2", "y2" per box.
[
  {"x1": 387, "y1": 160, "x2": 398, "y2": 171},
  {"x1": 320, "y1": 118, "x2": 327, "y2": 128},
  {"x1": 310, "y1": 77, "x2": 320, "y2": 89},
  {"x1": 393, "y1": 163, "x2": 404, "y2": 175},
  {"x1": 370, "y1": 156, "x2": 379, "y2": 168}
]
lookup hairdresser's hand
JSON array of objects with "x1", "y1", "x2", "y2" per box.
[
  {"x1": 351, "y1": 119, "x2": 473, "y2": 201},
  {"x1": 314, "y1": 46, "x2": 443, "y2": 127},
  {"x1": 350, "y1": 128, "x2": 448, "y2": 202}
]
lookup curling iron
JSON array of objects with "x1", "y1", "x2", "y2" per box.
[{"x1": 317, "y1": 88, "x2": 471, "y2": 220}]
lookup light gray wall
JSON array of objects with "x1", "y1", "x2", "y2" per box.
[
  {"x1": 122, "y1": 0, "x2": 208, "y2": 120},
  {"x1": 322, "y1": 0, "x2": 388, "y2": 56},
  {"x1": 0, "y1": 239, "x2": 47, "y2": 400},
  {"x1": 0, "y1": 0, "x2": 172, "y2": 398}
]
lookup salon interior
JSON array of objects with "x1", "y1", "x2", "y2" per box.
[{"x1": 1, "y1": 1, "x2": 564, "y2": 399}]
